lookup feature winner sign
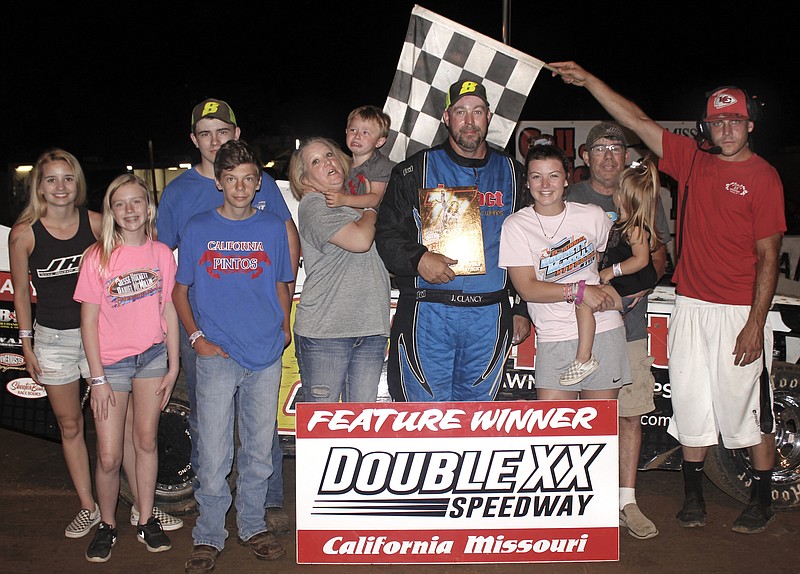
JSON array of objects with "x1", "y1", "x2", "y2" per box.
[{"x1": 296, "y1": 400, "x2": 618, "y2": 564}]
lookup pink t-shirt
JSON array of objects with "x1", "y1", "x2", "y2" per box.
[
  {"x1": 661, "y1": 130, "x2": 786, "y2": 304},
  {"x1": 74, "y1": 239, "x2": 177, "y2": 365},
  {"x1": 499, "y1": 201, "x2": 623, "y2": 342}
]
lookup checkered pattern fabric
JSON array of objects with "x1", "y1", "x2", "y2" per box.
[{"x1": 383, "y1": 6, "x2": 545, "y2": 163}]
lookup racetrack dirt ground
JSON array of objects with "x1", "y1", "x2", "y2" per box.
[{"x1": 2, "y1": 424, "x2": 797, "y2": 574}]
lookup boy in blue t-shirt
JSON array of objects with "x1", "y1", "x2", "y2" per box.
[
  {"x1": 174, "y1": 140, "x2": 293, "y2": 570},
  {"x1": 157, "y1": 99, "x2": 298, "y2": 535}
]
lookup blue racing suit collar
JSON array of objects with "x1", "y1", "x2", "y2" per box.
[{"x1": 443, "y1": 139, "x2": 494, "y2": 168}]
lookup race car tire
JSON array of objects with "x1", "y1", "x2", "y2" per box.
[
  {"x1": 119, "y1": 397, "x2": 196, "y2": 515},
  {"x1": 705, "y1": 361, "x2": 800, "y2": 511}
]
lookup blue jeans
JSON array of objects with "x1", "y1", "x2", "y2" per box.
[
  {"x1": 104, "y1": 342, "x2": 167, "y2": 392},
  {"x1": 179, "y1": 323, "x2": 200, "y2": 482},
  {"x1": 31, "y1": 324, "x2": 90, "y2": 385},
  {"x1": 181, "y1": 324, "x2": 284, "y2": 506},
  {"x1": 295, "y1": 335, "x2": 387, "y2": 403},
  {"x1": 266, "y1": 420, "x2": 283, "y2": 508},
  {"x1": 191, "y1": 354, "x2": 281, "y2": 550}
]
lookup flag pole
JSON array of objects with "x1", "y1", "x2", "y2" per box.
[
  {"x1": 503, "y1": 2, "x2": 558, "y2": 73},
  {"x1": 502, "y1": 0, "x2": 509, "y2": 45}
]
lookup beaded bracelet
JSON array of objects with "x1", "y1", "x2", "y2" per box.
[
  {"x1": 563, "y1": 282, "x2": 576, "y2": 303},
  {"x1": 189, "y1": 330, "x2": 205, "y2": 348},
  {"x1": 19, "y1": 330, "x2": 34, "y2": 338},
  {"x1": 90, "y1": 375, "x2": 108, "y2": 386},
  {"x1": 575, "y1": 280, "x2": 586, "y2": 306},
  {"x1": 613, "y1": 263, "x2": 623, "y2": 277}
]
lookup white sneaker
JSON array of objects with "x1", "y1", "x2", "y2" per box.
[
  {"x1": 130, "y1": 505, "x2": 183, "y2": 531},
  {"x1": 559, "y1": 355, "x2": 600, "y2": 386},
  {"x1": 65, "y1": 503, "x2": 101, "y2": 538}
]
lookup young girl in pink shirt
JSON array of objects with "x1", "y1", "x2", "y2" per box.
[{"x1": 74, "y1": 174, "x2": 179, "y2": 562}]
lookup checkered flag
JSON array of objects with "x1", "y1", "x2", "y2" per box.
[{"x1": 383, "y1": 5, "x2": 545, "y2": 163}]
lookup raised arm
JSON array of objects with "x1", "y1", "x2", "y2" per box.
[{"x1": 549, "y1": 61, "x2": 665, "y2": 158}]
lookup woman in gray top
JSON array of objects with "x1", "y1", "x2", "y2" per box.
[{"x1": 288, "y1": 137, "x2": 391, "y2": 403}]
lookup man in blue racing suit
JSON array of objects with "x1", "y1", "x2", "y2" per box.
[{"x1": 375, "y1": 79, "x2": 530, "y2": 402}]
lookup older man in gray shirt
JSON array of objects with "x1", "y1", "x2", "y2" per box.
[{"x1": 568, "y1": 122, "x2": 671, "y2": 540}]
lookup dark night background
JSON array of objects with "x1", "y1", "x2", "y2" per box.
[{"x1": 3, "y1": 1, "x2": 797, "y2": 224}]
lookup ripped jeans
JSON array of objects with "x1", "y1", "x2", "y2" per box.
[{"x1": 294, "y1": 334, "x2": 387, "y2": 403}]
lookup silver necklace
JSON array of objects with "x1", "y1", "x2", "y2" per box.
[{"x1": 533, "y1": 203, "x2": 567, "y2": 239}]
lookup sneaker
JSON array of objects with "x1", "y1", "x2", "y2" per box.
[
  {"x1": 619, "y1": 503, "x2": 658, "y2": 539},
  {"x1": 266, "y1": 507, "x2": 291, "y2": 534},
  {"x1": 559, "y1": 355, "x2": 600, "y2": 386},
  {"x1": 85, "y1": 522, "x2": 117, "y2": 563},
  {"x1": 65, "y1": 503, "x2": 101, "y2": 538},
  {"x1": 131, "y1": 505, "x2": 184, "y2": 531},
  {"x1": 731, "y1": 502, "x2": 776, "y2": 534},
  {"x1": 676, "y1": 496, "x2": 706, "y2": 528},
  {"x1": 137, "y1": 516, "x2": 172, "y2": 552}
]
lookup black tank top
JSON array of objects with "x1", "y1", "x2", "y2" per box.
[
  {"x1": 28, "y1": 208, "x2": 97, "y2": 329},
  {"x1": 599, "y1": 223, "x2": 657, "y2": 297}
]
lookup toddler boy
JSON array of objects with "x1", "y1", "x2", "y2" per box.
[{"x1": 325, "y1": 105, "x2": 395, "y2": 209}]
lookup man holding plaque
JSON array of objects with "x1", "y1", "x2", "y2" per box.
[{"x1": 375, "y1": 79, "x2": 530, "y2": 402}]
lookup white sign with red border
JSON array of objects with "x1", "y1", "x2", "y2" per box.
[{"x1": 296, "y1": 400, "x2": 619, "y2": 564}]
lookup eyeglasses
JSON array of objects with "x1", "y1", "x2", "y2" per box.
[{"x1": 589, "y1": 144, "x2": 626, "y2": 156}]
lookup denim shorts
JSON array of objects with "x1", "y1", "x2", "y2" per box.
[
  {"x1": 104, "y1": 342, "x2": 168, "y2": 392},
  {"x1": 32, "y1": 324, "x2": 91, "y2": 386}
]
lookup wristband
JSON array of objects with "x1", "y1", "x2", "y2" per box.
[
  {"x1": 575, "y1": 280, "x2": 586, "y2": 306},
  {"x1": 189, "y1": 330, "x2": 205, "y2": 348},
  {"x1": 563, "y1": 283, "x2": 576, "y2": 303},
  {"x1": 19, "y1": 330, "x2": 34, "y2": 338},
  {"x1": 613, "y1": 263, "x2": 623, "y2": 277},
  {"x1": 362, "y1": 207, "x2": 378, "y2": 214},
  {"x1": 90, "y1": 375, "x2": 108, "y2": 386}
]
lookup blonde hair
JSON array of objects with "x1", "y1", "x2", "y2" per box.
[
  {"x1": 614, "y1": 155, "x2": 661, "y2": 252},
  {"x1": 87, "y1": 174, "x2": 157, "y2": 275},
  {"x1": 346, "y1": 105, "x2": 392, "y2": 138},
  {"x1": 16, "y1": 149, "x2": 87, "y2": 226},
  {"x1": 288, "y1": 137, "x2": 352, "y2": 201}
]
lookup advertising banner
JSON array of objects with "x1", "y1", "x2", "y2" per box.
[{"x1": 296, "y1": 400, "x2": 619, "y2": 564}]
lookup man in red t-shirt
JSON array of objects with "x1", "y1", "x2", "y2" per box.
[{"x1": 551, "y1": 61, "x2": 786, "y2": 535}]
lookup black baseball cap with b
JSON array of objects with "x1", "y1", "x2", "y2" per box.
[
  {"x1": 191, "y1": 98, "x2": 237, "y2": 130},
  {"x1": 445, "y1": 80, "x2": 490, "y2": 109}
]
